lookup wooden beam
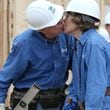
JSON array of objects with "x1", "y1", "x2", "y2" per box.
[
  {"x1": 100, "y1": 0, "x2": 106, "y2": 26},
  {"x1": 0, "y1": 0, "x2": 8, "y2": 67}
]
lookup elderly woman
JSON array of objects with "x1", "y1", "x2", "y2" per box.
[{"x1": 63, "y1": 0, "x2": 110, "y2": 110}]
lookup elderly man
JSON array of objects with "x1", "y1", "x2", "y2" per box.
[
  {"x1": 0, "y1": 0, "x2": 72, "y2": 110},
  {"x1": 98, "y1": 12, "x2": 110, "y2": 43}
]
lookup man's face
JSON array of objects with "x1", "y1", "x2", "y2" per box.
[
  {"x1": 105, "y1": 24, "x2": 110, "y2": 34},
  {"x1": 49, "y1": 19, "x2": 64, "y2": 35},
  {"x1": 40, "y1": 19, "x2": 64, "y2": 39}
]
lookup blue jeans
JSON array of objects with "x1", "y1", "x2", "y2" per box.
[{"x1": 36, "y1": 103, "x2": 62, "y2": 110}]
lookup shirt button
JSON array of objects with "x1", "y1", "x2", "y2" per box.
[{"x1": 54, "y1": 60, "x2": 57, "y2": 64}]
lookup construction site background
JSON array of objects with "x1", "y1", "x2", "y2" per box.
[{"x1": 0, "y1": 0, "x2": 110, "y2": 108}]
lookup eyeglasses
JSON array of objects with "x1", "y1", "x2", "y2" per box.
[{"x1": 56, "y1": 18, "x2": 64, "y2": 25}]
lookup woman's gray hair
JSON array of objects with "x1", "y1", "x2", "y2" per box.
[{"x1": 66, "y1": 12, "x2": 100, "y2": 32}]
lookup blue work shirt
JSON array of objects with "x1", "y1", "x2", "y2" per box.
[
  {"x1": 0, "y1": 29, "x2": 72, "y2": 103},
  {"x1": 68, "y1": 29, "x2": 110, "y2": 110}
]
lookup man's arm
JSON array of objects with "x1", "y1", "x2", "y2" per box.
[{"x1": 0, "y1": 41, "x2": 29, "y2": 103}]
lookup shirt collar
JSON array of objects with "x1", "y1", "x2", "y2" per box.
[
  {"x1": 33, "y1": 30, "x2": 59, "y2": 44},
  {"x1": 77, "y1": 29, "x2": 95, "y2": 45}
]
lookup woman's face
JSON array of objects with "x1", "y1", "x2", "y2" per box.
[{"x1": 63, "y1": 14, "x2": 78, "y2": 34}]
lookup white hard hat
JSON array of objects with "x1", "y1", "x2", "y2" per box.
[
  {"x1": 98, "y1": 27, "x2": 110, "y2": 43},
  {"x1": 104, "y1": 12, "x2": 110, "y2": 24},
  {"x1": 26, "y1": 0, "x2": 64, "y2": 30},
  {"x1": 65, "y1": 0, "x2": 100, "y2": 20}
]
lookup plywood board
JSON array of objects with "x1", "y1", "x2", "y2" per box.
[
  {"x1": 12, "y1": 0, "x2": 32, "y2": 37},
  {"x1": 105, "y1": 0, "x2": 110, "y2": 5}
]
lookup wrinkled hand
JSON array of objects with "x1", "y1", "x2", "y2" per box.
[
  {"x1": 63, "y1": 98, "x2": 76, "y2": 110},
  {"x1": 0, "y1": 104, "x2": 5, "y2": 110},
  {"x1": 63, "y1": 103, "x2": 74, "y2": 110}
]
